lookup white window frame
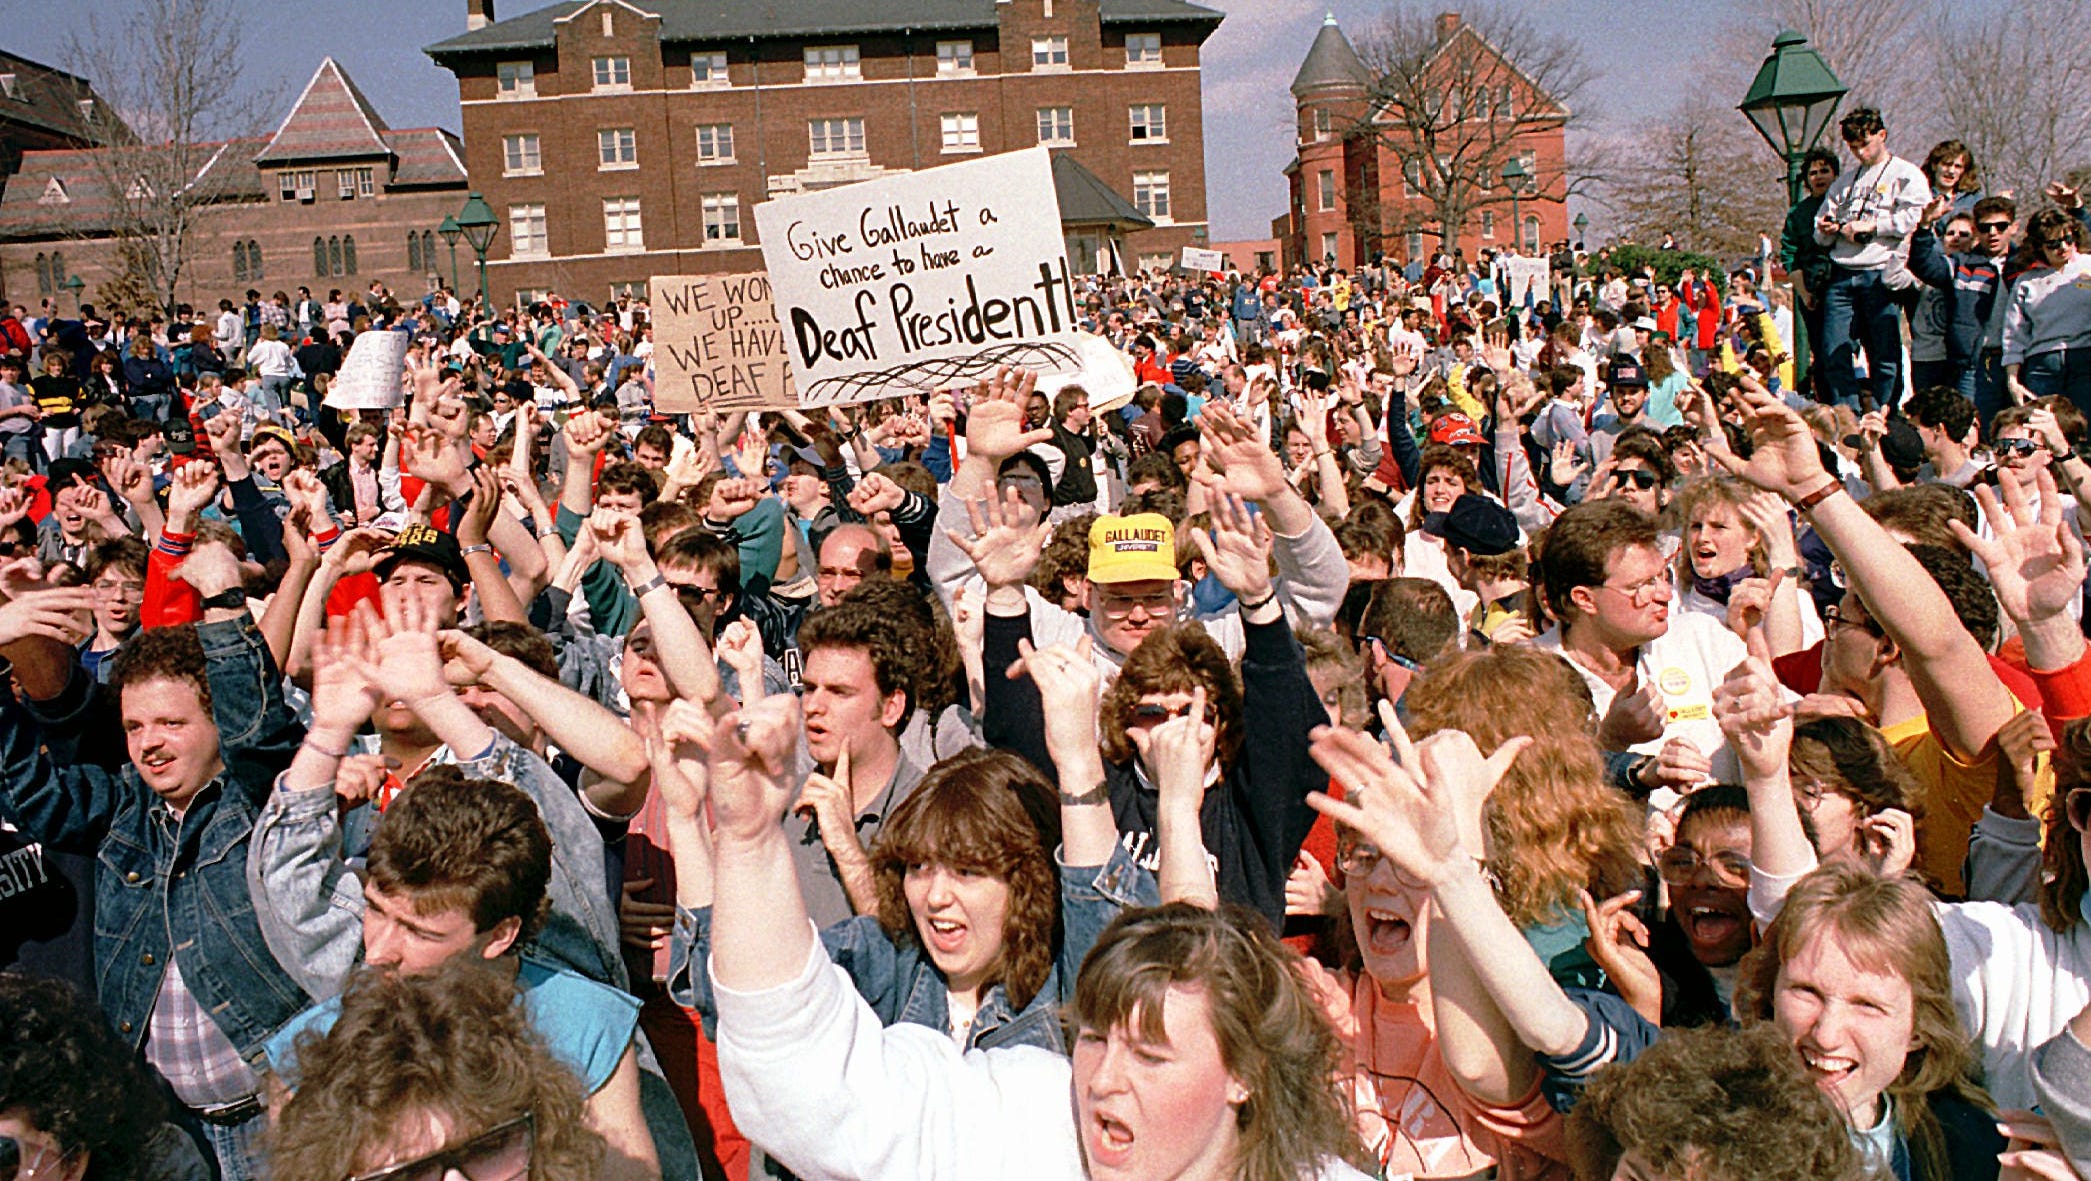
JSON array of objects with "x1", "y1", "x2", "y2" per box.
[
  {"x1": 503, "y1": 133, "x2": 542, "y2": 177},
  {"x1": 597, "y1": 127, "x2": 638, "y2": 170},
  {"x1": 337, "y1": 169, "x2": 358, "y2": 200},
  {"x1": 592, "y1": 56, "x2": 632, "y2": 91},
  {"x1": 1406, "y1": 232, "x2": 1424, "y2": 260},
  {"x1": 497, "y1": 60, "x2": 535, "y2": 99},
  {"x1": 808, "y1": 116, "x2": 866, "y2": 159},
  {"x1": 603, "y1": 196, "x2": 644, "y2": 253},
  {"x1": 1313, "y1": 107, "x2": 1333, "y2": 141},
  {"x1": 936, "y1": 41, "x2": 974, "y2": 76},
  {"x1": 803, "y1": 45, "x2": 861, "y2": 82},
  {"x1": 601, "y1": 8, "x2": 614, "y2": 36},
  {"x1": 940, "y1": 112, "x2": 980, "y2": 155},
  {"x1": 509, "y1": 204, "x2": 548, "y2": 259},
  {"x1": 1133, "y1": 170, "x2": 1171, "y2": 222},
  {"x1": 278, "y1": 172, "x2": 297, "y2": 201},
  {"x1": 1036, "y1": 106, "x2": 1074, "y2": 146},
  {"x1": 1124, "y1": 33, "x2": 1162, "y2": 68},
  {"x1": 1129, "y1": 103, "x2": 1167, "y2": 144},
  {"x1": 1320, "y1": 232, "x2": 1339, "y2": 262},
  {"x1": 1481, "y1": 210, "x2": 1496, "y2": 239},
  {"x1": 701, "y1": 192, "x2": 741, "y2": 243},
  {"x1": 695, "y1": 123, "x2": 735, "y2": 165},
  {"x1": 356, "y1": 166, "x2": 374, "y2": 197},
  {"x1": 1031, "y1": 36, "x2": 1069, "y2": 69},
  {"x1": 0, "y1": 75, "x2": 17, "y2": 100},
  {"x1": 1317, "y1": 169, "x2": 1336, "y2": 212},
  {"x1": 691, "y1": 50, "x2": 728, "y2": 88}
]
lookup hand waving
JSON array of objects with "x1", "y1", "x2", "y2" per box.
[
  {"x1": 949, "y1": 484, "x2": 1052, "y2": 590},
  {"x1": 1953, "y1": 465, "x2": 2086, "y2": 626}
]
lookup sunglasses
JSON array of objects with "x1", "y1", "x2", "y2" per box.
[
  {"x1": 1129, "y1": 700, "x2": 1216, "y2": 727},
  {"x1": 1613, "y1": 468, "x2": 1661, "y2": 490},
  {"x1": 2042, "y1": 239, "x2": 2074, "y2": 251},
  {"x1": 1995, "y1": 437, "x2": 2042, "y2": 458},
  {"x1": 1977, "y1": 220, "x2": 2012, "y2": 232},
  {"x1": 347, "y1": 1111, "x2": 534, "y2": 1181}
]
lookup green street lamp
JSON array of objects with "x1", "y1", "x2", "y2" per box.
[
  {"x1": 1739, "y1": 29, "x2": 1848, "y2": 205},
  {"x1": 453, "y1": 192, "x2": 500, "y2": 303},
  {"x1": 436, "y1": 214, "x2": 463, "y2": 294},
  {"x1": 58, "y1": 273, "x2": 84, "y2": 314},
  {"x1": 1499, "y1": 156, "x2": 1531, "y2": 251},
  {"x1": 1572, "y1": 211, "x2": 1588, "y2": 246}
]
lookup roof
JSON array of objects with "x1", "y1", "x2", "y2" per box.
[
  {"x1": 0, "y1": 49, "x2": 129, "y2": 147},
  {"x1": 0, "y1": 138, "x2": 265, "y2": 237},
  {"x1": 1052, "y1": 151, "x2": 1152, "y2": 230},
  {"x1": 254, "y1": 58, "x2": 393, "y2": 164},
  {"x1": 384, "y1": 128, "x2": 468, "y2": 187},
  {"x1": 1291, "y1": 14, "x2": 1371, "y2": 96},
  {"x1": 426, "y1": 0, "x2": 1223, "y2": 61}
]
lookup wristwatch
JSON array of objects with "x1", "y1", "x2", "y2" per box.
[{"x1": 200, "y1": 588, "x2": 246, "y2": 611}]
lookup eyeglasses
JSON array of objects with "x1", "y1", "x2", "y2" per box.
[
  {"x1": 1656, "y1": 845, "x2": 1752, "y2": 887},
  {"x1": 1128, "y1": 700, "x2": 1216, "y2": 727},
  {"x1": 1613, "y1": 468, "x2": 1662, "y2": 491},
  {"x1": 347, "y1": 1111, "x2": 534, "y2": 1181},
  {"x1": 1335, "y1": 841, "x2": 1430, "y2": 888},
  {"x1": 2067, "y1": 786, "x2": 2091, "y2": 833},
  {"x1": 2041, "y1": 239, "x2": 2074, "y2": 252},
  {"x1": 1097, "y1": 590, "x2": 1176, "y2": 619},
  {"x1": 1597, "y1": 572, "x2": 1670, "y2": 605},
  {"x1": 1995, "y1": 437, "x2": 2042, "y2": 458},
  {"x1": 1976, "y1": 221, "x2": 2012, "y2": 232},
  {"x1": 1821, "y1": 604, "x2": 1880, "y2": 637},
  {"x1": 1, "y1": 1135, "x2": 79, "y2": 1181},
  {"x1": 91, "y1": 579, "x2": 145, "y2": 600}
]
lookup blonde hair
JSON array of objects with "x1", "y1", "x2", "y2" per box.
[{"x1": 1669, "y1": 476, "x2": 1768, "y2": 582}]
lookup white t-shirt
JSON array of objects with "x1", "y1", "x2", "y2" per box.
[{"x1": 1534, "y1": 609, "x2": 1753, "y2": 784}]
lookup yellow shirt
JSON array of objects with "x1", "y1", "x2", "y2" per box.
[{"x1": 1880, "y1": 708, "x2": 2052, "y2": 896}]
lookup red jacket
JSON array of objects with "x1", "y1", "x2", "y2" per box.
[{"x1": 1679, "y1": 279, "x2": 1722, "y2": 350}]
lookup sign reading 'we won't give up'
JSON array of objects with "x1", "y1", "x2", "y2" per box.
[{"x1": 753, "y1": 145, "x2": 1083, "y2": 407}]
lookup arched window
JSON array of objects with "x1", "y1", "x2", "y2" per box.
[
  {"x1": 422, "y1": 230, "x2": 436, "y2": 272},
  {"x1": 328, "y1": 236, "x2": 342, "y2": 276},
  {"x1": 343, "y1": 235, "x2": 357, "y2": 276},
  {"x1": 34, "y1": 253, "x2": 50, "y2": 297},
  {"x1": 248, "y1": 240, "x2": 263, "y2": 281},
  {"x1": 407, "y1": 232, "x2": 422, "y2": 273},
  {"x1": 233, "y1": 241, "x2": 247, "y2": 282},
  {"x1": 49, "y1": 251, "x2": 64, "y2": 287},
  {"x1": 313, "y1": 237, "x2": 327, "y2": 276}
]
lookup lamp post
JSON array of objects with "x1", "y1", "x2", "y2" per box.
[
  {"x1": 1499, "y1": 157, "x2": 1530, "y2": 252},
  {"x1": 58, "y1": 273, "x2": 84, "y2": 315},
  {"x1": 1572, "y1": 211, "x2": 1588, "y2": 247},
  {"x1": 1739, "y1": 29, "x2": 1846, "y2": 393},
  {"x1": 436, "y1": 214, "x2": 463, "y2": 294},
  {"x1": 453, "y1": 192, "x2": 499, "y2": 304}
]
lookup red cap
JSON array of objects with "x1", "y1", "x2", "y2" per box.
[{"x1": 1428, "y1": 412, "x2": 1487, "y2": 447}]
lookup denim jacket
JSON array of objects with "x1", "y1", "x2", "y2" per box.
[
  {"x1": 670, "y1": 843, "x2": 1155, "y2": 1053},
  {"x1": 0, "y1": 617, "x2": 307, "y2": 1068}
]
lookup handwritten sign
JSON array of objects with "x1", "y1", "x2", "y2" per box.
[
  {"x1": 1179, "y1": 246, "x2": 1224, "y2": 272},
  {"x1": 324, "y1": 329, "x2": 408, "y2": 409},
  {"x1": 649, "y1": 272, "x2": 795, "y2": 413},
  {"x1": 752, "y1": 146, "x2": 1081, "y2": 407}
]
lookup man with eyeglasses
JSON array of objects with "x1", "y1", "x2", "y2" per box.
[
  {"x1": 80, "y1": 538, "x2": 146, "y2": 682},
  {"x1": 1909, "y1": 192, "x2": 2021, "y2": 428},
  {"x1": 1813, "y1": 108, "x2": 1932, "y2": 409}
]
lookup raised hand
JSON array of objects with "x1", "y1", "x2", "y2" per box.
[
  {"x1": 168, "y1": 462, "x2": 225, "y2": 526},
  {"x1": 402, "y1": 422, "x2": 470, "y2": 495},
  {"x1": 1197, "y1": 400, "x2": 1289, "y2": 502},
  {"x1": 1294, "y1": 389, "x2": 1332, "y2": 451},
  {"x1": 200, "y1": 408, "x2": 242, "y2": 457},
  {"x1": 705, "y1": 476, "x2": 767, "y2": 523},
  {"x1": 280, "y1": 467, "x2": 331, "y2": 531},
  {"x1": 100, "y1": 456, "x2": 153, "y2": 509},
  {"x1": 456, "y1": 464, "x2": 505, "y2": 548},
  {"x1": 171, "y1": 539, "x2": 244, "y2": 601},
  {"x1": 715, "y1": 618, "x2": 765, "y2": 701},
  {"x1": 1306, "y1": 722, "x2": 1529, "y2": 888},
  {"x1": 708, "y1": 694, "x2": 804, "y2": 844},
  {"x1": 949, "y1": 484, "x2": 1052, "y2": 590},
  {"x1": 1712, "y1": 382, "x2": 1831, "y2": 501},
  {"x1": 1713, "y1": 625, "x2": 1794, "y2": 784},
  {"x1": 1189, "y1": 490, "x2": 1275, "y2": 602},
  {"x1": 310, "y1": 611, "x2": 387, "y2": 734},
  {"x1": 1011, "y1": 636, "x2": 1101, "y2": 759},
  {"x1": 846, "y1": 470, "x2": 906, "y2": 517},
  {"x1": 59, "y1": 483, "x2": 118, "y2": 527},
  {"x1": 962, "y1": 365, "x2": 1050, "y2": 462},
  {"x1": 358, "y1": 587, "x2": 451, "y2": 706},
  {"x1": 0, "y1": 486, "x2": 28, "y2": 531},
  {"x1": 322, "y1": 526, "x2": 394, "y2": 577},
  {"x1": 427, "y1": 389, "x2": 471, "y2": 441},
  {"x1": 1579, "y1": 889, "x2": 1661, "y2": 1025},
  {"x1": 794, "y1": 746, "x2": 855, "y2": 833},
  {"x1": 587, "y1": 508, "x2": 648, "y2": 573},
  {"x1": 0, "y1": 585, "x2": 95, "y2": 647},
  {"x1": 1737, "y1": 490, "x2": 1801, "y2": 567},
  {"x1": 1855, "y1": 807, "x2": 1916, "y2": 878},
  {"x1": 1994, "y1": 707, "x2": 2055, "y2": 821},
  {"x1": 563, "y1": 408, "x2": 616, "y2": 457},
  {"x1": 1131, "y1": 685, "x2": 1217, "y2": 815},
  {"x1": 1954, "y1": 466, "x2": 2086, "y2": 626}
]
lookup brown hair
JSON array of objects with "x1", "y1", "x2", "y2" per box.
[
  {"x1": 2043, "y1": 719, "x2": 2091, "y2": 934},
  {"x1": 1070, "y1": 904, "x2": 1371, "y2": 1181},
  {"x1": 1405, "y1": 444, "x2": 1482, "y2": 531},
  {"x1": 1537, "y1": 499, "x2": 1661, "y2": 623},
  {"x1": 1788, "y1": 716, "x2": 1925, "y2": 824},
  {"x1": 1298, "y1": 626, "x2": 1370, "y2": 730},
  {"x1": 1100, "y1": 623, "x2": 1242, "y2": 767},
  {"x1": 872, "y1": 749, "x2": 1061, "y2": 1010},
  {"x1": 268, "y1": 960, "x2": 603, "y2": 1181},
  {"x1": 1861, "y1": 483, "x2": 1976, "y2": 552},
  {"x1": 1735, "y1": 863, "x2": 1993, "y2": 1181},
  {"x1": 110, "y1": 623, "x2": 213, "y2": 715},
  {"x1": 365, "y1": 767, "x2": 553, "y2": 945},
  {"x1": 1670, "y1": 476, "x2": 1768, "y2": 580}
]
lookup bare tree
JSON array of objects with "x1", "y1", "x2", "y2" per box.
[
  {"x1": 1608, "y1": 97, "x2": 1790, "y2": 258},
  {"x1": 61, "y1": 0, "x2": 273, "y2": 315},
  {"x1": 1932, "y1": 0, "x2": 2091, "y2": 201},
  {"x1": 1350, "y1": 2, "x2": 1599, "y2": 250},
  {"x1": 1726, "y1": 0, "x2": 1937, "y2": 146}
]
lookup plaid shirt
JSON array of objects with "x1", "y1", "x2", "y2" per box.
[{"x1": 146, "y1": 955, "x2": 262, "y2": 1106}]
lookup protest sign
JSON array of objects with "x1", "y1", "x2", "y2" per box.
[
  {"x1": 324, "y1": 329, "x2": 408, "y2": 409},
  {"x1": 753, "y1": 145, "x2": 1081, "y2": 407},
  {"x1": 649, "y1": 272, "x2": 796, "y2": 413},
  {"x1": 1179, "y1": 246, "x2": 1224, "y2": 272}
]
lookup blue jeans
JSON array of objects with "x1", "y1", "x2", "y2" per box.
[
  {"x1": 1969, "y1": 351, "x2": 2007, "y2": 434},
  {"x1": 2021, "y1": 347, "x2": 2091, "y2": 421},
  {"x1": 0, "y1": 431, "x2": 36, "y2": 471},
  {"x1": 1822, "y1": 266, "x2": 1905, "y2": 408},
  {"x1": 172, "y1": 1106, "x2": 265, "y2": 1181}
]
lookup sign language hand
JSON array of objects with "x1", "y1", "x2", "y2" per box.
[
  {"x1": 794, "y1": 747, "x2": 856, "y2": 844},
  {"x1": 1713, "y1": 622, "x2": 1794, "y2": 784},
  {"x1": 949, "y1": 484, "x2": 1052, "y2": 590},
  {"x1": 1010, "y1": 636, "x2": 1101, "y2": 760},
  {"x1": 564, "y1": 408, "x2": 616, "y2": 457},
  {"x1": 1130, "y1": 685, "x2": 1218, "y2": 818},
  {"x1": 1710, "y1": 382, "x2": 1830, "y2": 501},
  {"x1": 708, "y1": 694, "x2": 802, "y2": 844},
  {"x1": 100, "y1": 456, "x2": 153, "y2": 509},
  {"x1": 1305, "y1": 719, "x2": 1529, "y2": 889},
  {"x1": 847, "y1": 470, "x2": 906, "y2": 517},
  {"x1": 165, "y1": 460, "x2": 223, "y2": 524},
  {"x1": 1953, "y1": 465, "x2": 2086, "y2": 626},
  {"x1": 587, "y1": 508, "x2": 648, "y2": 573},
  {"x1": 1190, "y1": 490, "x2": 1274, "y2": 602},
  {"x1": 706, "y1": 476, "x2": 767, "y2": 522},
  {"x1": 716, "y1": 619, "x2": 766, "y2": 703},
  {"x1": 962, "y1": 365, "x2": 1050, "y2": 462},
  {"x1": 1197, "y1": 401, "x2": 1289, "y2": 503},
  {"x1": 1596, "y1": 668, "x2": 1665, "y2": 751},
  {"x1": 1580, "y1": 889, "x2": 1661, "y2": 1025},
  {"x1": 0, "y1": 585, "x2": 95, "y2": 647}
]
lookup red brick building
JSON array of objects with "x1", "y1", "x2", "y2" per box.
[
  {"x1": 423, "y1": 0, "x2": 1222, "y2": 304},
  {"x1": 0, "y1": 58, "x2": 467, "y2": 313},
  {"x1": 1273, "y1": 12, "x2": 1568, "y2": 272}
]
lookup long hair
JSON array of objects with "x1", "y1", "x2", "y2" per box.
[
  {"x1": 1401, "y1": 646, "x2": 1644, "y2": 926},
  {"x1": 871, "y1": 749, "x2": 1062, "y2": 1010},
  {"x1": 267, "y1": 961, "x2": 603, "y2": 1181},
  {"x1": 2044, "y1": 719, "x2": 2091, "y2": 933},
  {"x1": 1789, "y1": 716, "x2": 1925, "y2": 822},
  {"x1": 1405, "y1": 444, "x2": 1482, "y2": 531},
  {"x1": 1734, "y1": 863, "x2": 1992, "y2": 1181},
  {"x1": 1099, "y1": 623, "x2": 1244, "y2": 769},
  {"x1": 1669, "y1": 476, "x2": 1767, "y2": 581},
  {"x1": 1070, "y1": 904, "x2": 1372, "y2": 1181}
]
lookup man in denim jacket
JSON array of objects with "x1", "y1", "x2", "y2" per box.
[{"x1": 0, "y1": 545, "x2": 305, "y2": 1180}]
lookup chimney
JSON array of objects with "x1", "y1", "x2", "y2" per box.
[
  {"x1": 1434, "y1": 12, "x2": 1461, "y2": 43},
  {"x1": 467, "y1": 0, "x2": 495, "y2": 30}
]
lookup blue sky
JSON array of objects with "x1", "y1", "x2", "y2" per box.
[{"x1": 0, "y1": 0, "x2": 1764, "y2": 240}]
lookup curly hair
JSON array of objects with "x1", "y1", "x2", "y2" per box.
[
  {"x1": 2042, "y1": 719, "x2": 2091, "y2": 934},
  {"x1": 109, "y1": 623, "x2": 213, "y2": 715},
  {"x1": 840, "y1": 577, "x2": 959, "y2": 715},
  {"x1": 1565, "y1": 1023, "x2": 1868, "y2": 1181},
  {"x1": 797, "y1": 598, "x2": 917, "y2": 718},
  {"x1": 0, "y1": 972, "x2": 171, "y2": 1181},
  {"x1": 1070, "y1": 904, "x2": 1373, "y2": 1181},
  {"x1": 366, "y1": 767, "x2": 553, "y2": 946},
  {"x1": 267, "y1": 961, "x2": 603, "y2": 1181},
  {"x1": 1402, "y1": 646, "x2": 1643, "y2": 926},
  {"x1": 1099, "y1": 623, "x2": 1243, "y2": 768},
  {"x1": 1734, "y1": 863, "x2": 1993, "y2": 1181},
  {"x1": 872, "y1": 749, "x2": 1061, "y2": 1010},
  {"x1": 1031, "y1": 512, "x2": 1097, "y2": 607}
]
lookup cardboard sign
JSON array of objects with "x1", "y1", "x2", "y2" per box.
[
  {"x1": 649, "y1": 272, "x2": 795, "y2": 413},
  {"x1": 1179, "y1": 246, "x2": 1224, "y2": 272},
  {"x1": 324, "y1": 329, "x2": 408, "y2": 409},
  {"x1": 753, "y1": 146, "x2": 1081, "y2": 407}
]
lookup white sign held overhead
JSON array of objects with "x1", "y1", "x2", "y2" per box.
[
  {"x1": 324, "y1": 330, "x2": 409, "y2": 409},
  {"x1": 1179, "y1": 246, "x2": 1224, "y2": 272},
  {"x1": 753, "y1": 145, "x2": 1082, "y2": 407}
]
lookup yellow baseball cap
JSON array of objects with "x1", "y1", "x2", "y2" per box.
[{"x1": 1088, "y1": 513, "x2": 1178, "y2": 585}]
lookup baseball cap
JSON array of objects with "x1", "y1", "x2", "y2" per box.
[
  {"x1": 1428, "y1": 412, "x2": 1487, "y2": 448},
  {"x1": 1422, "y1": 493, "x2": 1521, "y2": 556},
  {"x1": 1632, "y1": 316, "x2": 1659, "y2": 333},
  {"x1": 375, "y1": 523, "x2": 468, "y2": 588},
  {"x1": 1088, "y1": 513, "x2": 1178, "y2": 585},
  {"x1": 1608, "y1": 360, "x2": 1649, "y2": 388}
]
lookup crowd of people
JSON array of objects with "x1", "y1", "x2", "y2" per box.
[{"x1": 2, "y1": 101, "x2": 2091, "y2": 1181}]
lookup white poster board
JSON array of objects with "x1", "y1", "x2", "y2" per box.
[
  {"x1": 324, "y1": 329, "x2": 408, "y2": 409},
  {"x1": 1179, "y1": 246, "x2": 1224, "y2": 272},
  {"x1": 753, "y1": 146, "x2": 1081, "y2": 407},
  {"x1": 648, "y1": 272, "x2": 796, "y2": 414}
]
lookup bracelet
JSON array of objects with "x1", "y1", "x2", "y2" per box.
[
  {"x1": 1058, "y1": 783, "x2": 1110, "y2": 807},
  {"x1": 301, "y1": 736, "x2": 350, "y2": 761},
  {"x1": 1237, "y1": 589, "x2": 1278, "y2": 612},
  {"x1": 460, "y1": 543, "x2": 493, "y2": 558},
  {"x1": 628, "y1": 572, "x2": 667, "y2": 598},
  {"x1": 1790, "y1": 479, "x2": 1846, "y2": 513}
]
